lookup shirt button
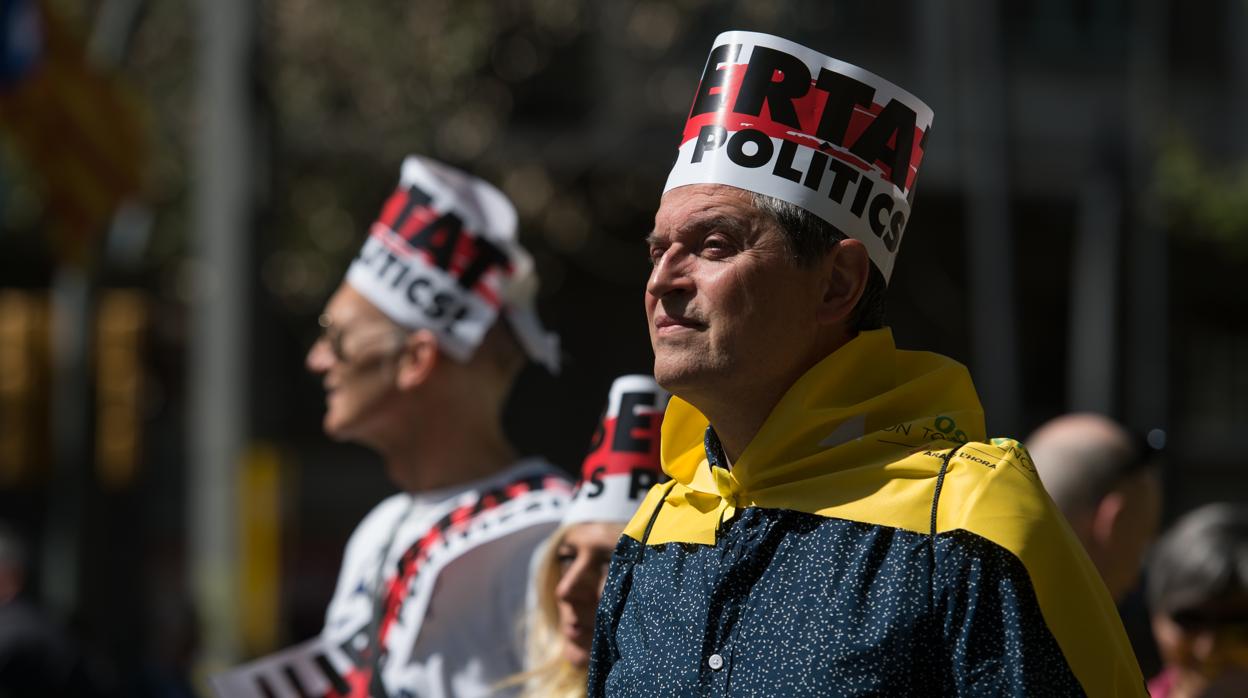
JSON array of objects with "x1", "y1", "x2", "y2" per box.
[{"x1": 708, "y1": 653, "x2": 724, "y2": 671}]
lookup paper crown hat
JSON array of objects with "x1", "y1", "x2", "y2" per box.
[
  {"x1": 665, "y1": 31, "x2": 934, "y2": 283},
  {"x1": 346, "y1": 156, "x2": 560, "y2": 372},
  {"x1": 563, "y1": 375, "x2": 671, "y2": 526}
]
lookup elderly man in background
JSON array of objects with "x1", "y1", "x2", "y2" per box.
[
  {"x1": 1026, "y1": 413, "x2": 1163, "y2": 602},
  {"x1": 305, "y1": 157, "x2": 570, "y2": 698},
  {"x1": 211, "y1": 157, "x2": 569, "y2": 698},
  {"x1": 588, "y1": 31, "x2": 1146, "y2": 697}
]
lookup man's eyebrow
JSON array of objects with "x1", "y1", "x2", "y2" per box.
[
  {"x1": 646, "y1": 214, "x2": 753, "y2": 246},
  {"x1": 680, "y1": 214, "x2": 753, "y2": 237}
]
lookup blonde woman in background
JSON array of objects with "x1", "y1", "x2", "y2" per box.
[{"x1": 512, "y1": 375, "x2": 669, "y2": 698}]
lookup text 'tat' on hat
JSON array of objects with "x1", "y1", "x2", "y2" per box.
[
  {"x1": 665, "y1": 31, "x2": 934, "y2": 284},
  {"x1": 563, "y1": 375, "x2": 672, "y2": 526},
  {"x1": 346, "y1": 155, "x2": 560, "y2": 372}
]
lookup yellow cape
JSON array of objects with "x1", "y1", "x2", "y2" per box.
[{"x1": 623, "y1": 328, "x2": 1145, "y2": 697}]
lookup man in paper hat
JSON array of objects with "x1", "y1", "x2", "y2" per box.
[
  {"x1": 588, "y1": 32, "x2": 1146, "y2": 696},
  {"x1": 303, "y1": 156, "x2": 570, "y2": 697}
]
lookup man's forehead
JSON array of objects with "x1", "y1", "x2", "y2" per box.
[
  {"x1": 324, "y1": 282, "x2": 390, "y2": 325},
  {"x1": 652, "y1": 184, "x2": 762, "y2": 236}
]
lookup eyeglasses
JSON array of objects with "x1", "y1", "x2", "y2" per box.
[{"x1": 314, "y1": 313, "x2": 405, "y2": 364}]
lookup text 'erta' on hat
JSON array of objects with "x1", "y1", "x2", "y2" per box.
[{"x1": 346, "y1": 156, "x2": 560, "y2": 372}]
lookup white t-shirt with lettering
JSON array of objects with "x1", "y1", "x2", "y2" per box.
[{"x1": 321, "y1": 459, "x2": 570, "y2": 698}]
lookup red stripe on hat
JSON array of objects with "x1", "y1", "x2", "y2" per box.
[
  {"x1": 448, "y1": 233, "x2": 475, "y2": 276},
  {"x1": 449, "y1": 229, "x2": 509, "y2": 308},
  {"x1": 395, "y1": 206, "x2": 439, "y2": 242},
  {"x1": 370, "y1": 223, "x2": 505, "y2": 308},
  {"x1": 680, "y1": 64, "x2": 928, "y2": 192},
  {"x1": 371, "y1": 225, "x2": 417, "y2": 258},
  {"x1": 376, "y1": 187, "x2": 411, "y2": 231},
  {"x1": 474, "y1": 284, "x2": 500, "y2": 307},
  {"x1": 580, "y1": 415, "x2": 665, "y2": 480}
]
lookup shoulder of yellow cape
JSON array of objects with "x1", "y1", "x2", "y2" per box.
[{"x1": 622, "y1": 439, "x2": 1146, "y2": 697}]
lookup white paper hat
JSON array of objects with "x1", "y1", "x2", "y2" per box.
[
  {"x1": 563, "y1": 375, "x2": 671, "y2": 526},
  {"x1": 346, "y1": 156, "x2": 560, "y2": 371},
  {"x1": 665, "y1": 31, "x2": 934, "y2": 283}
]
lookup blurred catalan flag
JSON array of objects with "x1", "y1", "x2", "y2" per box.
[{"x1": 0, "y1": 0, "x2": 145, "y2": 265}]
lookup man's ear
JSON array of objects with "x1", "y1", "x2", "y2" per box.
[
  {"x1": 1091, "y1": 490, "x2": 1126, "y2": 548},
  {"x1": 816, "y1": 238, "x2": 870, "y2": 326},
  {"x1": 395, "y1": 329, "x2": 439, "y2": 391}
]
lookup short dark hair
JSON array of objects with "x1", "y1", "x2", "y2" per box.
[{"x1": 751, "y1": 193, "x2": 887, "y2": 331}]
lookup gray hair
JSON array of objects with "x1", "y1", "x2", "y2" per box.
[
  {"x1": 1147, "y1": 503, "x2": 1248, "y2": 616},
  {"x1": 750, "y1": 193, "x2": 887, "y2": 331}
]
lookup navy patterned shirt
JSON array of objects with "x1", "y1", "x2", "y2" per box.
[{"x1": 587, "y1": 438, "x2": 1087, "y2": 696}]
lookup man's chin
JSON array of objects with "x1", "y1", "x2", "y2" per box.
[
  {"x1": 652, "y1": 356, "x2": 717, "y2": 396},
  {"x1": 321, "y1": 414, "x2": 357, "y2": 443}
]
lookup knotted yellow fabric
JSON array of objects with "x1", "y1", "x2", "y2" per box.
[
  {"x1": 626, "y1": 327, "x2": 986, "y2": 546},
  {"x1": 621, "y1": 327, "x2": 1146, "y2": 697}
]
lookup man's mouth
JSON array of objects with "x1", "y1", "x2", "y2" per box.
[{"x1": 654, "y1": 314, "x2": 705, "y2": 332}]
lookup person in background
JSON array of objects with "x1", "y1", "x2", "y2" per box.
[
  {"x1": 509, "y1": 375, "x2": 669, "y2": 698},
  {"x1": 305, "y1": 156, "x2": 570, "y2": 697},
  {"x1": 1025, "y1": 413, "x2": 1164, "y2": 602},
  {"x1": 1147, "y1": 503, "x2": 1248, "y2": 698}
]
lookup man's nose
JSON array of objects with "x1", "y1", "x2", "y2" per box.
[
  {"x1": 646, "y1": 249, "x2": 692, "y2": 299},
  {"x1": 306, "y1": 338, "x2": 334, "y2": 374}
]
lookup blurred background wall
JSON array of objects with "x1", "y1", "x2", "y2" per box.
[{"x1": 1, "y1": 0, "x2": 1246, "y2": 691}]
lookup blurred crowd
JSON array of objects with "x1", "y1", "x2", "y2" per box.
[{"x1": 1026, "y1": 415, "x2": 1248, "y2": 697}]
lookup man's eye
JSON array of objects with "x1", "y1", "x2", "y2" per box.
[
  {"x1": 702, "y1": 236, "x2": 733, "y2": 257},
  {"x1": 647, "y1": 247, "x2": 665, "y2": 265}
]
